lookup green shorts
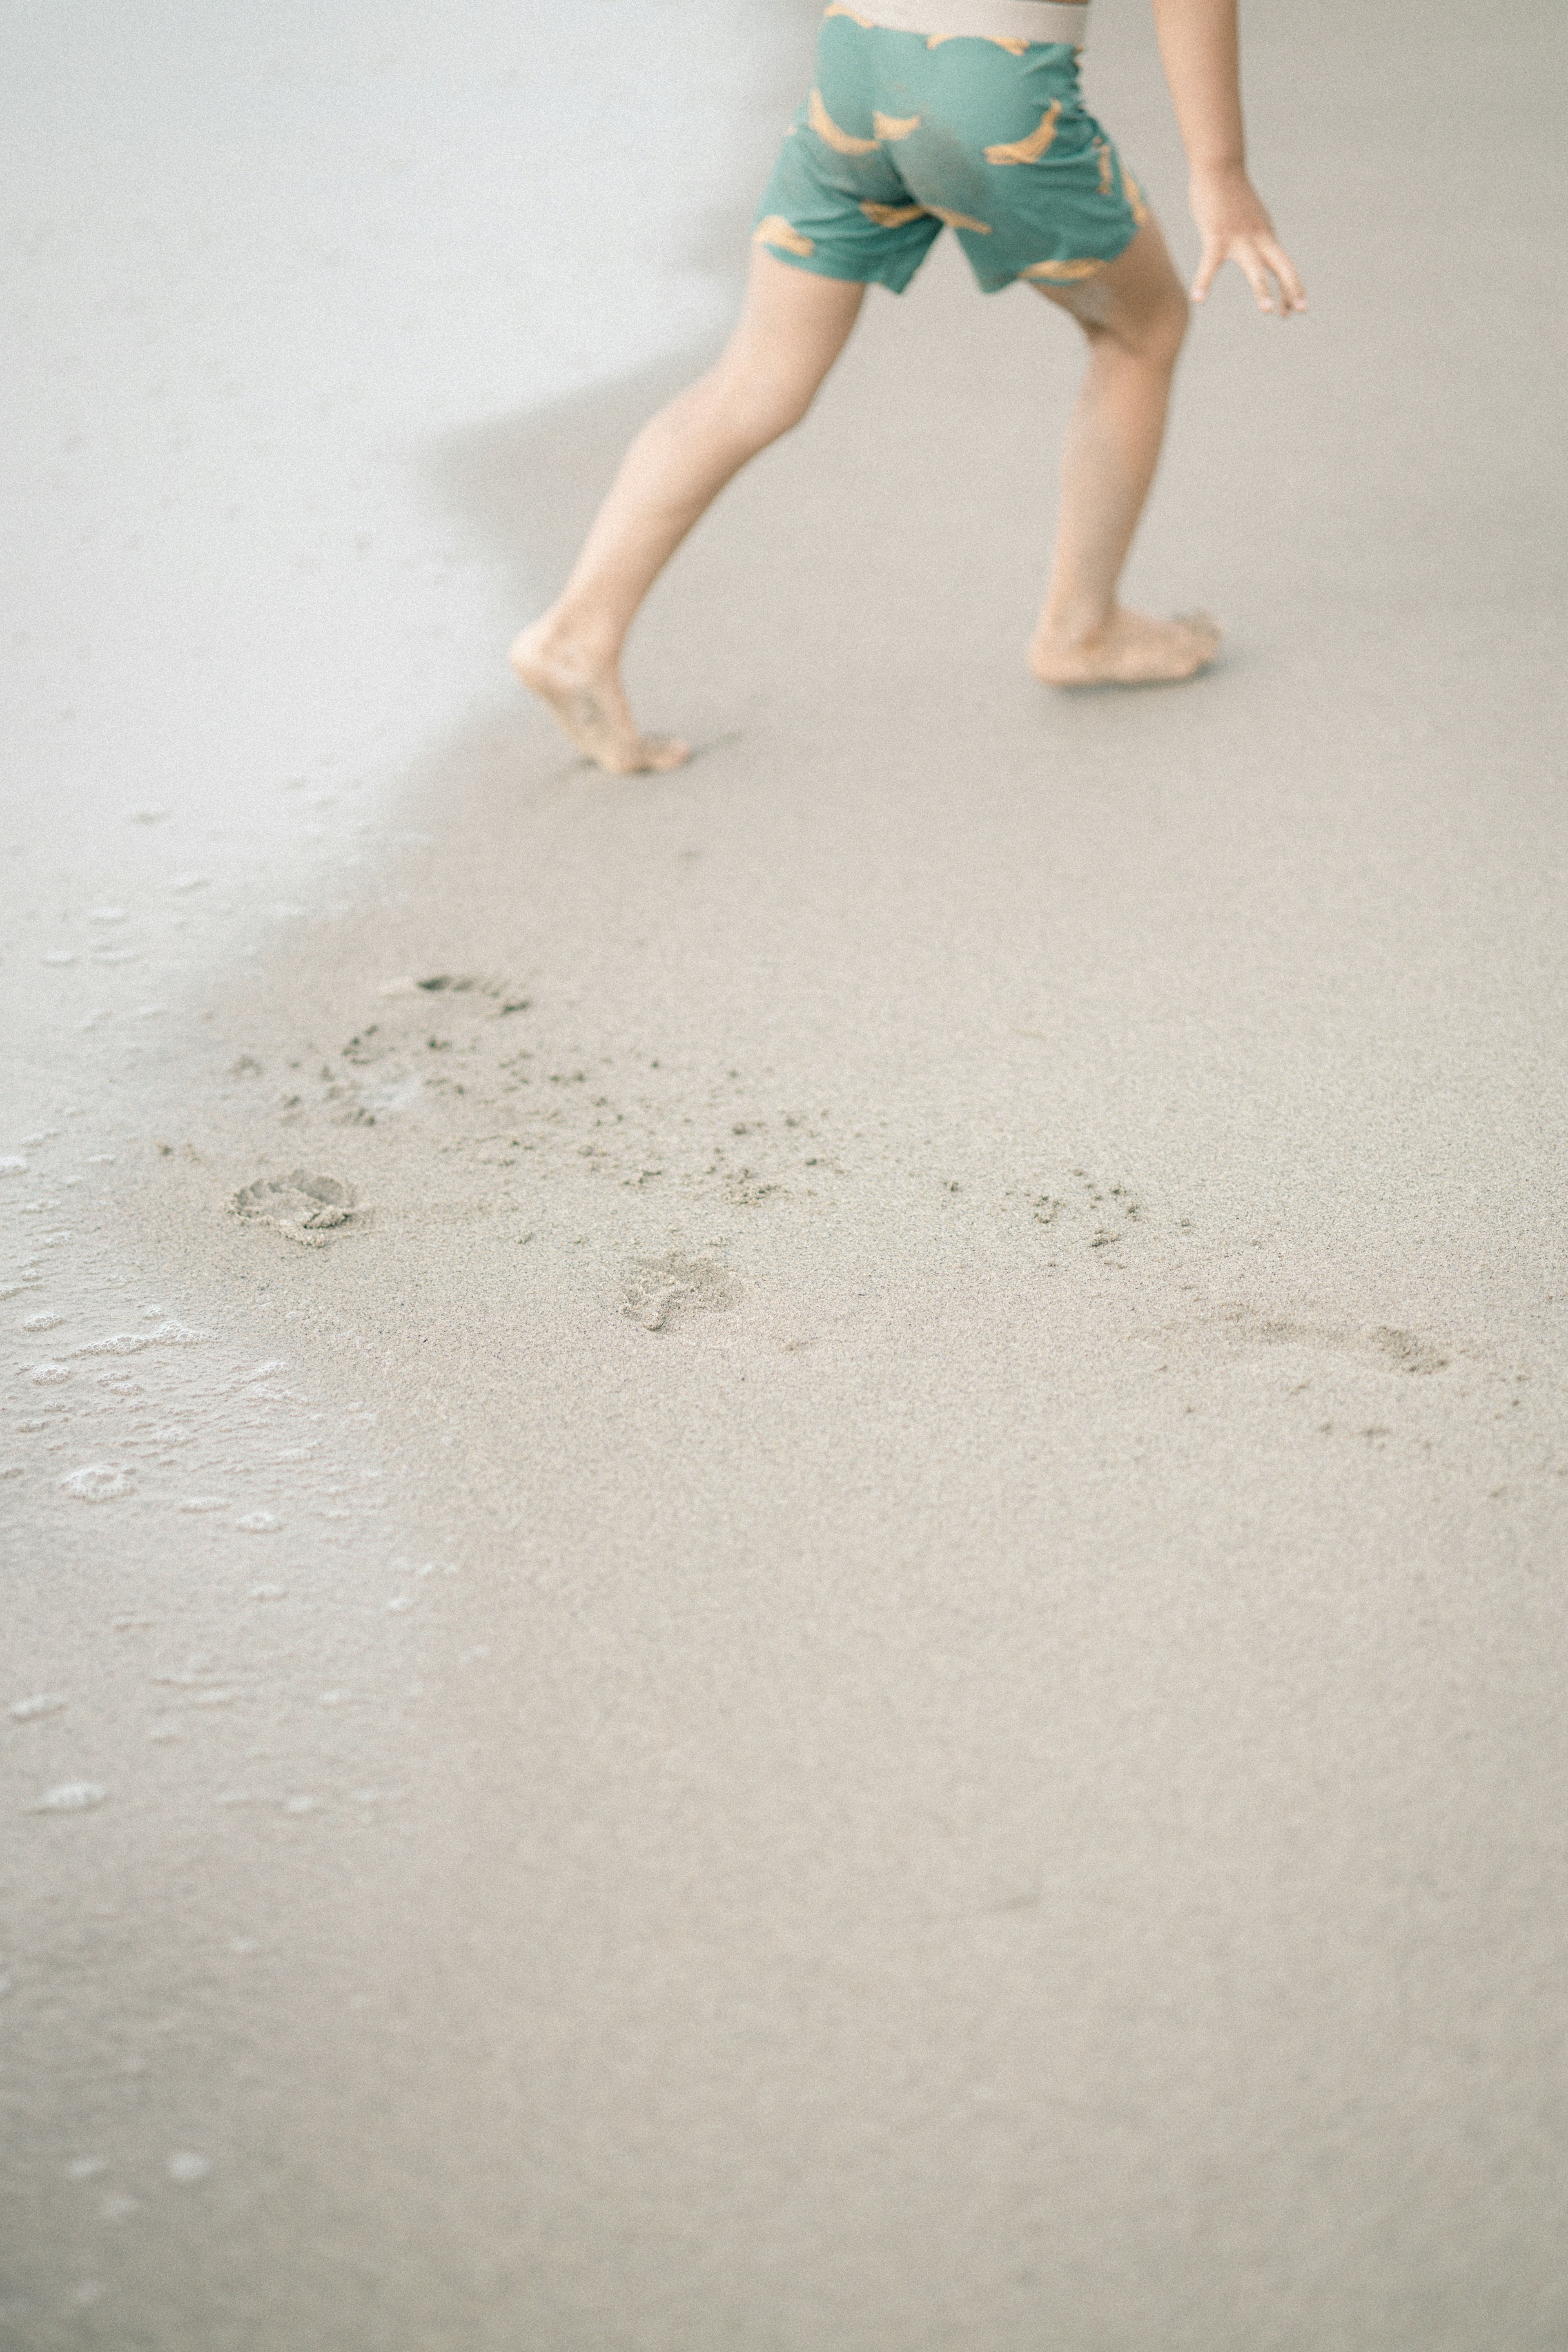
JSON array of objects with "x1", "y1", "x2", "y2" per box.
[{"x1": 753, "y1": 6, "x2": 1147, "y2": 296}]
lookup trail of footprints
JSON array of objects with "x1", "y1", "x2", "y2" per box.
[
  {"x1": 227, "y1": 971, "x2": 1165, "y2": 1258},
  {"x1": 201, "y1": 975, "x2": 1558, "y2": 1482}
]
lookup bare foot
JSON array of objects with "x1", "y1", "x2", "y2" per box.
[
  {"x1": 1029, "y1": 606, "x2": 1221, "y2": 687},
  {"x1": 510, "y1": 617, "x2": 689, "y2": 774}
]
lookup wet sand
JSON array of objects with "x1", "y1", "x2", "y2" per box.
[{"x1": 4, "y1": 3, "x2": 1568, "y2": 2346}]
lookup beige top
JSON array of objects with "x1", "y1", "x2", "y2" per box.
[{"x1": 843, "y1": 0, "x2": 1089, "y2": 44}]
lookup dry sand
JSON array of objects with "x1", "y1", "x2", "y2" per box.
[{"x1": 4, "y1": 2, "x2": 1568, "y2": 2346}]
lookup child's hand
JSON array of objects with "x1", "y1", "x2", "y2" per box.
[{"x1": 1189, "y1": 165, "x2": 1306, "y2": 314}]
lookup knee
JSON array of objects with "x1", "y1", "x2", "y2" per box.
[
  {"x1": 703, "y1": 359, "x2": 818, "y2": 452},
  {"x1": 1129, "y1": 281, "x2": 1190, "y2": 373},
  {"x1": 1078, "y1": 279, "x2": 1187, "y2": 376}
]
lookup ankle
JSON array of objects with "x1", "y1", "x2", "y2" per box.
[
  {"x1": 1037, "y1": 599, "x2": 1116, "y2": 649},
  {"x1": 523, "y1": 605, "x2": 619, "y2": 667}
]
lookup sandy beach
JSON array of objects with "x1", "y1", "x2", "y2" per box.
[{"x1": 4, "y1": 2, "x2": 1567, "y2": 2345}]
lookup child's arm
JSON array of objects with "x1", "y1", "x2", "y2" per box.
[{"x1": 1149, "y1": 0, "x2": 1306, "y2": 315}]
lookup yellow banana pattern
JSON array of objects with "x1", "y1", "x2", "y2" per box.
[
  {"x1": 1022, "y1": 256, "x2": 1105, "y2": 282},
  {"x1": 983, "y1": 101, "x2": 1062, "y2": 166},
  {"x1": 808, "y1": 86, "x2": 879, "y2": 155},
  {"x1": 927, "y1": 33, "x2": 1030, "y2": 51},
  {"x1": 754, "y1": 216, "x2": 816, "y2": 257},
  {"x1": 762, "y1": 15, "x2": 1146, "y2": 294}
]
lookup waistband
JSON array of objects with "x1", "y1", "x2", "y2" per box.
[{"x1": 839, "y1": 0, "x2": 1089, "y2": 45}]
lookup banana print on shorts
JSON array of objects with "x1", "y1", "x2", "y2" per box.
[
  {"x1": 760, "y1": 13, "x2": 1144, "y2": 295},
  {"x1": 808, "y1": 87, "x2": 880, "y2": 155},
  {"x1": 984, "y1": 102, "x2": 1062, "y2": 165},
  {"x1": 1022, "y1": 255, "x2": 1105, "y2": 282},
  {"x1": 754, "y1": 216, "x2": 816, "y2": 257}
]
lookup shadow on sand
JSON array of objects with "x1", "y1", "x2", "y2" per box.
[{"x1": 429, "y1": 347, "x2": 717, "y2": 628}]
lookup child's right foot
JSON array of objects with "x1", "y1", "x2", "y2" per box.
[
  {"x1": 1030, "y1": 606, "x2": 1220, "y2": 687},
  {"x1": 510, "y1": 618, "x2": 689, "y2": 774}
]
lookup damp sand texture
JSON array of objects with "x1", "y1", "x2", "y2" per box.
[{"x1": 5, "y1": 2, "x2": 1568, "y2": 2349}]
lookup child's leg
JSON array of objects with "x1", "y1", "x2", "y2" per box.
[
  {"x1": 1027, "y1": 219, "x2": 1217, "y2": 686},
  {"x1": 513, "y1": 251, "x2": 865, "y2": 772}
]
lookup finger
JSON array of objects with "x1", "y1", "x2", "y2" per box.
[
  {"x1": 1190, "y1": 241, "x2": 1223, "y2": 303},
  {"x1": 1238, "y1": 249, "x2": 1274, "y2": 312},
  {"x1": 1224, "y1": 238, "x2": 1271, "y2": 311},
  {"x1": 1259, "y1": 236, "x2": 1307, "y2": 312}
]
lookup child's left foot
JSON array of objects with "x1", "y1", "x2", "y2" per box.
[
  {"x1": 1030, "y1": 606, "x2": 1221, "y2": 686},
  {"x1": 510, "y1": 617, "x2": 689, "y2": 774}
]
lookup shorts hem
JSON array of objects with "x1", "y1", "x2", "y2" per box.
[
  {"x1": 973, "y1": 214, "x2": 1142, "y2": 295},
  {"x1": 754, "y1": 238, "x2": 923, "y2": 295}
]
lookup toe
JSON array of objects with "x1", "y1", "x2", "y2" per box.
[{"x1": 1176, "y1": 610, "x2": 1222, "y2": 657}]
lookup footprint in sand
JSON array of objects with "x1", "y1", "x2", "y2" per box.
[
  {"x1": 232, "y1": 1172, "x2": 361, "y2": 1245},
  {"x1": 1030, "y1": 1168, "x2": 1145, "y2": 1257},
  {"x1": 1201, "y1": 1305, "x2": 1450, "y2": 1375},
  {"x1": 378, "y1": 973, "x2": 497, "y2": 1001},
  {"x1": 622, "y1": 1251, "x2": 737, "y2": 1334}
]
